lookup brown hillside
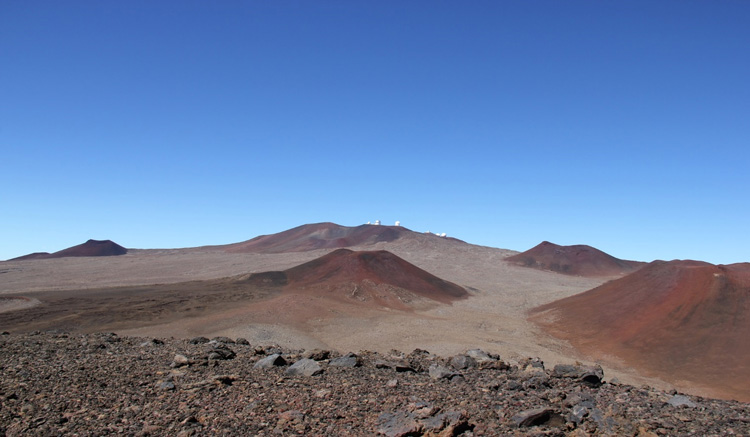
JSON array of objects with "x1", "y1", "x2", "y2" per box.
[
  {"x1": 241, "y1": 249, "x2": 468, "y2": 312},
  {"x1": 284, "y1": 249, "x2": 467, "y2": 303},
  {"x1": 10, "y1": 240, "x2": 127, "y2": 261},
  {"x1": 223, "y1": 222, "x2": 459, "y2": 253},
  {"x1": 506, "y1": 241, "x2": 645, "y2": 277},
  {"x1": 530, "y1": 260, "x2": 750, "y2": 401}
]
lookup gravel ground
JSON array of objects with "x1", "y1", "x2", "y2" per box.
[{"x1": 1, "y1": 332, "x2": 748, "y2": 436}]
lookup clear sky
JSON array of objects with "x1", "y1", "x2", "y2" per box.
[{"x1": 2, "y1": 1, "x2": 748, "y2": 264}]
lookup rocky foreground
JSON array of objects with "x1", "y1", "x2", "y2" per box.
[{"x1": 1, "y1": 332, "x2": 748, "y2": 436}]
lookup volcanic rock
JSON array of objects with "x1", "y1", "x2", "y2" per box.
[
  {"x1": 428, "y1": 364, "x2": 459, "y2": 381},
  {"x1": 302, "y1": 349, "x2": 330, "y2": 360},
  {"x1": 171, "y1": 354, "x2": 190, "y2": 368},
  {"x1": 668, "y1": 395, "x2": 697, "y2": 408},
  {"x1": 1, "y1": 332, "x2": 749, "y2": 435},
  {"x1": 552, "y1": 364, "x2": 604, "y2": 387},
  {"x1": 450, "y1": 355, "x2": 477, "y2": 370},
  {"x1": 285, "y1": 358, "x2": 323, "y2": 377},
  {"x1": 254, "y1": 353, "x2": 286, "y2": 369},
  {"x1": 465, "y1": 349, "x2": 494, "y2": 362},
  {"x1": 329, "y1": 353, "x2": 361, "y2": 368}
]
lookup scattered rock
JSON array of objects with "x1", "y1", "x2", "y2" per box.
[
  {"x1": 210, "y1": 336, "x2": 235, "y2": 344},
  {"x1": 377, "y1": 411, "x2": 422, "y2": 437},
  {"x1": 0, "y1": 333, "x2": 748, "y2": 436},
  {"x1": 552, "y1": 363, "x2": 604, "y2": 387},
  {"x1": 450, "y1": 354, "x2": 477, "y2": 370},
  {"x1": 314, "y1": 389, "x2": 331, "y2": 398},
  {"x1": 377, "y1": 405, "x2": 471, "y2": 436},
  {"x1": 421, "y1": 410, "x2": 471, "y2": 435},
  {"x1": 206, "y1": 345, "x2": 235, "y2": 360},
  {"x1": 302, "y1": 349, "x2": 330, "y2": 360},
  {"x1": 139, "y1": 339, "x2": 163, "y2": 347},
  {"x1": 568, "y1": 404, "x2": 588, "y2": 424},
  {"x1": 286, "y1": 358, "x2": 323, "y2": 377},
  {"x1": 589, "y1": 407, "x2": 616, "y2": 433},
  {"x1": 171, "y1": 354, "x2": 190, "y2": 368},
  {"x1": 329, "y1": 353, "x2": 361, "y2": 368},
  {"x1": 428, "y1": 364, "x2": 458, "y2": 380},
  {"x1": 156, "y1": 381, "x2": 175, "y2": 391},
  {"x1": 465, "y1": 348, "x2": 494, "y2": 361},
  {"x1": 375, "y1": 360, "x2": 416, "y2": 373},
  {"x1": 211, "y1": 374, "x2": 237, "y2": 385},
  {"x1": 667, "y1": 394, "x2": 697, "y2": 408},
  {"x1": 235, "y1": 338, "x2": 250, "y2": 345},
  {"x1": 253, "y1": 353, "x2": 286, "y2": 369},
  {"x1": 189, "y1": 336, "x2": 209, "y2": 344},
  {"x1": 512, "y1": 407, "x2": 563, "y2": 427}
]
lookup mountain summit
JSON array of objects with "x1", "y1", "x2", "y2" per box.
[{"x1": 224, "y1": 222, "x2": 460, "y2": 253}]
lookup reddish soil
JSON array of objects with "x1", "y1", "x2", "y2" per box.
[
  {"x1": 530, "y1": 260, "x2": 750, "y2": 402},
  {"x1": 506, "y1": 241, "x2": 645, "y2": 277},
  {"x1": 10, "y1": 239, "x2": 127, "y2": 260},
  {"x1": 223, "y1": 222, "x2": 460, "y2": 253}
]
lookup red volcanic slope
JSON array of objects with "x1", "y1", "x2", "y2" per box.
[
  {"x1": 244, "y1": 249, "x2": 467, "y2": 309},
  {"x1": 10, "y1": 240, "x2": 128, "y2": 261},
  {"x1": 506, "y1": 241, "x2": 645, "y2": 277},
  {"x1": 531, "y1": 260, "x2": 750, "y2": 401},
  {"x1": 285, "y1": 249, "x2": 467, "y2": 302},
  {"x1": 224, "y1": 222, "x2": 460, "y2": 253}
]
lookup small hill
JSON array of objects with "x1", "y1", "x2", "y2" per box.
[
  {"x1": 506, "y1": 241, "x2": 645, "y2": 277},
  {"x1": 9, "y1": 252, "x2": 52, "y2": 261},
  {"x1": 530, "y1": 260, "x2": 750, "y2": 401},
  {"x1": 244, "y1": 249, "x2": 468, "y2": 310},
  {"x1": 10, "y1": 240, "x2": 128, "y2": 261},
  {"x1": 223, "y1": 222, "x2": 459, "y2": 253}
]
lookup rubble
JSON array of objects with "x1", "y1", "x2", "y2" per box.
[{"x1": 0, "y1": 332, "x2": 748, "y2": 436}]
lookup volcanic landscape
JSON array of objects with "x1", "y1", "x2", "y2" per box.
[{"x1": 2, "y1": 222, "x2": 749, "y2": 434}]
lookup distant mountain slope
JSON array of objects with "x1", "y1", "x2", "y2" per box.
[
  {"x1": 285, "y1": 249, "x2": 467, "y2": 301},
  {"x1": 10, "y1": 240, "x2": 127, "y2": 261},
  {"x1": 224, "y1": 222, "x2": 420, "y2": 253},
  {"x1": 506, "y1": 241, "x2": 645, "y2": 277},
  {"x1": 9, "y1": 252, "x2": 52, "y2": 261},
  {"x1": 243, "y1": 248, "x2": 468, "y2": 310},
  {"x1": 530, "y1": 260, "x2": 750, "y2": 402}
]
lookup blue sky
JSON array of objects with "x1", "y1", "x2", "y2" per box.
[{"x1": 2, "y1": 1, "x2": 748, "y2": 264}]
